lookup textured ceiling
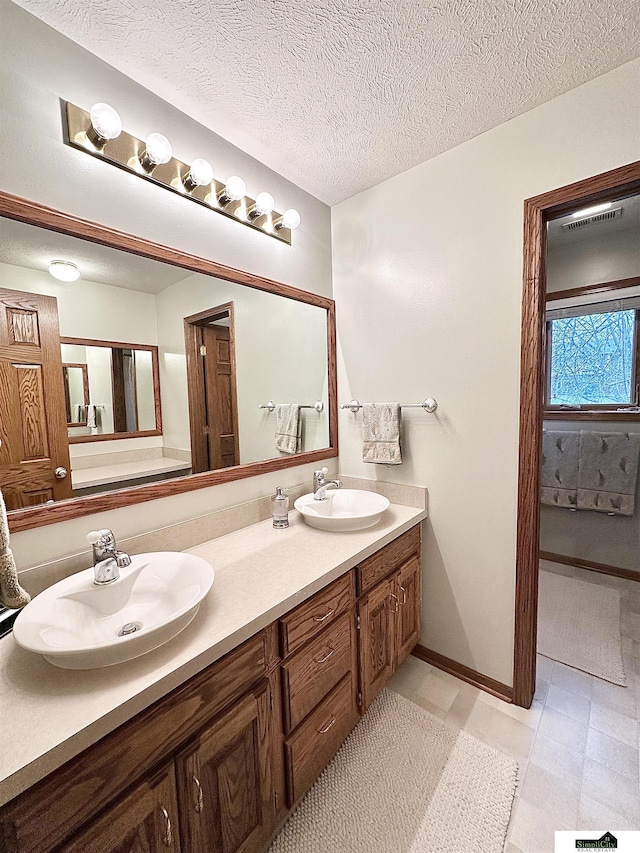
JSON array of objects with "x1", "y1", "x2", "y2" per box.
[{"x1": 12, "y1": 0, "x2": 640, "y2": 205}]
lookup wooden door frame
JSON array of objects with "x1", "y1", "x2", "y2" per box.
[
  {"x1": 184, "y1": 301, "x2": 240, "y2": 473},
  {"x1": 513, "y1": 160, "x2": 640, "y2": 707}
]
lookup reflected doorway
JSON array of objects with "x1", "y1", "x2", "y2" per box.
[{"x1": 184, "y1": 302, "x2": 240, "y2": 473}]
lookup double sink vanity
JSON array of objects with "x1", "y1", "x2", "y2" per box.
[{"x1": 0, "y1": 483, "x2": 426, "y2": 853}]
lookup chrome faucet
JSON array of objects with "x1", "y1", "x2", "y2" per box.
[
  {"x1": 87, "y1": 529, "x2": 132, "y2": 585},
  {"x1": 313, "y1": 467, "x2": 343, "y2": 501}
]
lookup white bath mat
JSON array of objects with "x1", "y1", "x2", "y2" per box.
[
  {"x1": 270, "y1": 689, "x2": 517, "y2": 853},
  {"x1": 538, "y1": 570, "x2": 626, "y2": 686}
]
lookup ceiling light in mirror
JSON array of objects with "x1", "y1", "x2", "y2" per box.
[
  {"x1": 48, "y1": 260, "x2": 80, "y2": 282},
  {"x1": 183, "y1": 158, "x2": 214, "y2": 192},
  {"x1": 88, "y1": 103, "x2": 122, "y2": 149},
  {"x1": 140, "y1": 132, "x2": 173, "y2": 172}
]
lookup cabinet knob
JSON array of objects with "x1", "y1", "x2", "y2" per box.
[
  {"x1": 192, "y1": 774, "x2": 204, "y2": 813},
  {"x1": 390, "y1": 593, "x2": 399, "y2": 613},
  {"x1": 54, "y1": 466, "x2": 68, "y2": 479},
  {"x1": 399, "y1": 585, "x2": 407, "y2": 605},
  {"x1": 160, "y1": 807, "x2": 173, "y2": 847}
]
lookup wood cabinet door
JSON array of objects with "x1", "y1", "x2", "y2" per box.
[
  {"x1": 0, "y1": 287, "x2": 71, "y2": 509},
  {"x1": 395, "y1": 555, "x2": 422, "y2": 666},
  {"x1": 358, "y1": 576, "x2": 396, "y2": 712},
  {"x1": 58, "y1": 763, "x2": 180, "y2": 853},
  {"x1": 175, "y1": 680, "x2": 275, "y2": 853}
]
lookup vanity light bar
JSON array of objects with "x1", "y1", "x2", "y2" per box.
[{"x1": 62, "y1": 102, "x2": 297, "y2": 246}]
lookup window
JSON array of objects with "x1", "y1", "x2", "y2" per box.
[{"x1": 545, "y1": 302, "x2": 640, "y2": 412}]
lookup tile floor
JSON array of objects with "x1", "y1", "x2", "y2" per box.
[{"x1": 387, "y1": 561, "x2": 640, "y2": 853}]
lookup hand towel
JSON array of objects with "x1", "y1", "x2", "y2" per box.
[
  {"x1": 86, "y1": 404, "x2": 97, "y2": 429},
  {"x1": 577, "y1": 431, "x2": 640, "y2": 516},
  {"x1": 0, "y1": 489, "x2": 30, "y2": 609},
  {"x1": 275, "y1": 404, "x2": 301, "y2": 455},
  {"x1": 540, "y1": 431, "x2": 579, "y2": 509},
  {"x1": 362, "y1": 403, "x2": 402, "y2": 465}
]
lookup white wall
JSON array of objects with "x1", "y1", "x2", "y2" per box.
[
  {"x1": 547, "y1": 226, "x2": 640, "y2": 292},
  {"x1": 0, "y1": 0, "x2": 333, "y2": 568},
  {"x1": 155, "y1": 272, "x2": 329, "y2": 461},
  {"x1": 332, "y1": 58, "x2": 640, "y2": 686}
]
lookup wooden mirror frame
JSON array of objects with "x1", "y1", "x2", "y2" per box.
[
  {"x1": 0, "y1": 192, "x2": 337, "y2": 533},
  {"x1": 61, "y1": 336, "x2": 163, "y2": 442},
  {"x1": 514, "y1": 160, "x2": 640, "y2": 708}
]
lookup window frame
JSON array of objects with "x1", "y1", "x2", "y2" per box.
[{"x1": 543, "y1": 299, "x2": 640, "y2": 421}]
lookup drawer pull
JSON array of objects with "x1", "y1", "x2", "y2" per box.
[
  {"x1": 400, "y1": 585, "x2": 407, "y2": 605},
  {"x1": 390, "y1": 592, "x2": 399, "y2": 613},
  {"x1": 160, "y1": 807, "x2": 173, "y2": 847},
  {"x1": 317, "y1": 715, "x2": 337, "y2": 734},
  {"x1": 193, "y1": 774, "x2": 204, "y2": 813},
  {"x1": 314, "y1": 647, "x2": 335, "y2": 664},
  {"x1": 313, "y1": 607, "x2": 335, "y2": 623}
]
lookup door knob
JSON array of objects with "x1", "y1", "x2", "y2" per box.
[{"x1": 54, "y1": 467, "x2": 68, "y2": 479}]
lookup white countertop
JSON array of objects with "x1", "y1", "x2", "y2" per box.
[
  {"x1": 72, "y1": 457, "x2": 191, "y2": 489},
  {"x1": 0, "y1": 503, "x2": 425, "y2": 807}
]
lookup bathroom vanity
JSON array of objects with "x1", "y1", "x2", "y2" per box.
[{"x1": 0, "y1": 505, "x2": 425, "y2": 853}]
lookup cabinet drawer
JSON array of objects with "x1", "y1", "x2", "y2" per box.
[
  {"x1": 280, "y1": 572, "x2": 354, "y2": 657},
  {"x1": 357, "y1": 525, "x2": 421, "y2": 595},
  {"x1": 284, "y1": 672, "x2": 358, "y2": 806},
  {"x1": 282, "y1": 611, "x2": 355, "y2": 734},
  {"x1": 0, "y1": 627, "x2": 275, "y2": 853}
]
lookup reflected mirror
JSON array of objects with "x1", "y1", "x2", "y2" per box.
[
  {"x1": 0, "y1": 208, "x2": 334, "y2": 517},
  {"x1": 61, "y1": 338, "x2": 161, "y2": 440}
]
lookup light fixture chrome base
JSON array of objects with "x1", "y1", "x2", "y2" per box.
[{"x1": 63, "y1": 102, "x2": 293, "y2": 245}]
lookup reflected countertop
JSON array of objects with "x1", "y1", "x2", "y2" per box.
[{"x1": 0, "y1": 501, "x2": 426, "y2": 807}]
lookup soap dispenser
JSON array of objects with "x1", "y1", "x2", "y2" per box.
[{"x1": 271, "y1": 486, "x2": 290, "y2": 529}]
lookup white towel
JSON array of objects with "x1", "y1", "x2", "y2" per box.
[
  {"x1": 362, "y1": 403, "x2": 402, "y2": 465},
  {"x1": 86, "y1": 404, "x2": 97, "y2": 429},
  {"x1": 540, "y1": 431, "x2": 579, "y2": 509},
  {"x1": 577, "y1": 431, "x2": 640, "y2": 516},
  {"x1": 275, "y1": 404, "x2": 301, "y2": 454},
  {"x1": 0, "y1": 489, "x2": 30, "y2": 609}
]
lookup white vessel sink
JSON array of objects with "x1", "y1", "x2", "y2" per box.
[
  {"x1": 13, "y1": 552, "x2": 214, "y2": 669},
  {"x1": 294, "y1": 490, "x2": 390, "y2": 531}
]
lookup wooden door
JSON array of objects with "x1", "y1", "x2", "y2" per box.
[
  {"x1": 0, "y1": 288, "x2": 71, "y2": 509},
  {"x1": 175, "y1": 680, "x2": 276, "y2": 853},
  {"x1": 395, "y1": 556, "x2": 422, "y2": 666},
  {"x1": 184, "y1": 305, "x2": 239, "y2": 475},
  {"x1": 202, "y1": 324, "x2": 239, "y2": 470},
  {"x1": 58, "y1": 763, "x2": 181, "y2": 853},
  {"x1": 358, "y1": 576, "x2": 396, "y2": 712}
]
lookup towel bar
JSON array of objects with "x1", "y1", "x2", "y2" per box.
[
  {"x1": 259, "y1": 400, "x2": 324, "y2": 412},
  {"x1": 340, "y1": 398, "x2": 438, "y2": 413}
]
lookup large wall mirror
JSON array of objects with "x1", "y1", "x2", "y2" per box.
[{"x1": 0, "y1": 193, "x2": 336, "y2": 531}]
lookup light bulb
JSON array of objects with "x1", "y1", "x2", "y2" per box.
[
  {"x1": 141, "y1": 132, "x2": 172, "y2": 171},
  {"x1": 277, "y1": 208, "x2": 301, "y2": 230},
  {"x1": 88, "y1": 103, "x2": 122, "y2": 149},
  {"x1": 48, "y1": 261, "x2": 80, "y2": 282},
  {"x1": 254, "y1": 192, "x2": 275, "y2": 216},
  {"x1": 219, "y1": 175, "x2": 246, "y2": 204},
  {"x1": 184, "y1": 158, "x2": 213, "y2": 189}
]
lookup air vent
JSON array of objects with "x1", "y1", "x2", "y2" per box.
[{"x1": 562, "y1": 207, "x2": 623, "y2": 230}]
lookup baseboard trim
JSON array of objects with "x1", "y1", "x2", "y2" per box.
[
  {"x1": 540, "y1": 550, "x2": 640, "y2": 583},
  {"x1": 412, "y1": 645, "x2": 514, "y2": 703}
]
